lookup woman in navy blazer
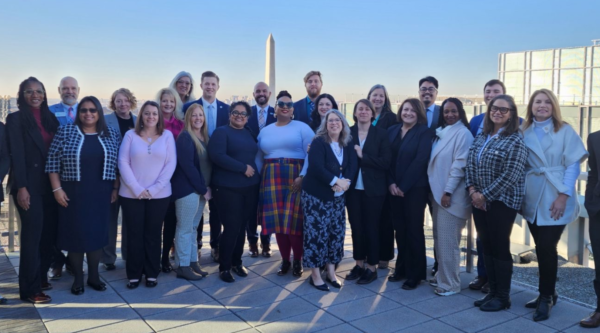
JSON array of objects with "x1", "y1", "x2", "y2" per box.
[
  {"x1": 302, "y1": 109, "x2": 357, "y2": 291},
  {"x1": 387, "y1": 98, "x2": 434, "y2": 290}
]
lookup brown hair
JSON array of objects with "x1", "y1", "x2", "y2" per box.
[
  {"x1": 134, "y1": 101, "x2": 164, "y2": 135},
  {"x1": 397, "y1": 98, "x2": 427, "y2": 125},
  {"x1": 483, "y1": 95, "x2": 520, "y2": 136},
  {"x1": 201, "y1": 71, "x2": 220, "y2": 84},
  {"x1": 523, "y1": 89, "x2": 564, "y2": 132},
  {"x1": 109, "y1": 88, "x2": 137, "y2": 111},
  {"x1": 303, "y1": 71, "x2": 322, "y2": 84},
  {"x1": 353, "y1": 99, "x2": 375, "y2": 123}
]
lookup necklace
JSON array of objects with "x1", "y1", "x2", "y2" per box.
[
  {"x1": 332, "y1": 143, "x2": 343, "y2": 157},
  {"x1": 147, "y1": 137, "x2": 153, "y2": 154}
]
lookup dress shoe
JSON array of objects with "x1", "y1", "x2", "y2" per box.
[
  {"x1": 357, "y1": 268, "x2": 378, "y2": 285},
  {"x1": 49, "y1": 267, "x2": 62, "y2": 280},
  {"x1": 325, "y1": 275, "x2": 342, "y2": 288},
  {"x1": 431, "y1": 262, "x2": 438, "y2": 276},
  {"x1": 232, "y1": 265, "x2": 248, "y2": 277},
  {"x1": 211, "y1": 248, "x2": 220, "y2": 263},
  {"x1": 388, "y1": 271, "x2": 406, "y2": 282},
  {"x1": 145, "y1": 278, "x2": 158, "y2": 288},
  {"x1": 71, "y1": 286, "x2": 85, "y2": 295},
  {"x1": 525, "y1": 291, "x2": 558, "y2": 309},
  {"x1": 248, "y1": 243, "x2": 259, "y2": 257},
  {"x1": 176, "y1": 266, "x2": 203, "y2": 280},
  {"x1": 103, "y1": 263, "x2": 116, "y2": 271},
  {"x1": 469, "y1": 276, "x2": 488, "y2": 290},
  {"x1": 261, "y1": 243, "x2": 272, "y2": 257},
  {"x1": 292, "y1": 259, "x2": 303, "y2": 277},
  {"x1": 126, "y1": 280, "x2": 140, "y2": 289},
  {"x1": 474, "y1": 294, "x2": 495, "y2": 307},
  {"x1": 220, "y1": 270, "x2": 235, "y2": 283},
  {"x1": 190, "y1": 261, "x2": 208, "y2": 277},
  {"x1": 580, "y1": 311, "x2": 600, "y2": 328},
  {"x1": 378, "y1": 261, "x2": 389, "y2": 269},
  {"x1": 277, "y1": 260, "x2": 291, "y2": 276},
  {"x1": 481, "y1": 282, "x2": 490, "y2": 293},
  {"x1": 24, "y1": 292, "x2": 51, "y2": 304},
  {"x1": 87, "y1": 281, "x2": 107, "y2": 291},
  {"x1": 41, "y1": 282, "x2": 52, "y2": 291},
  {"x1": 402, "y1": 279, "x2": 420, "y2": 290},
  {"x1": 161, "y1": 264, "x2": 173, "y2": 273},
  {"x1": 533, "y1": 294, "x2": 553, "y2": 322},
  {"x1": 309, "y1": 277, "x2": 330, "y2": 292},
  {"x1": 345, "y1": 265, "x2": 364, "y2": 281}
]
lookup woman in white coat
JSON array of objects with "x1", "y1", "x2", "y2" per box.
[
  {"x1": 521, "y1": 89, "x2": 587, "y2": 322},
  {"x1": 427, "y1": 98, "x2": 473, "y2": 296}
]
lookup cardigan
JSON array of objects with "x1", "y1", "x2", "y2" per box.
[
  {"x1": 171, "y1": 131, "x2": 209, "y2": 200},
  {"x1": 427, "y1": 124, "x2": 473, "y2": 220},
  {"x1": 208, "y1": 125, "x2": 260, "y2": 188},
  {"x1": 46, "y1": 124, "x2": 121, "y2": 181},
  {"x1": 465, "y1": 131, "x2": 528, "y2": 210},
  {"x1": 522, "y1": 122, "x2": 587, "y2": 226}
]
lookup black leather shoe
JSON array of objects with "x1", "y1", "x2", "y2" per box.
[
  {"x1": 345, "y1": 265, "x2": 364, "y2": 281},
  {"x1": 357, "y1": 268, "x2": 378, "y2": 285},
  {"x1": 469, "y1": 276, "x2": 488, "y2": 290},
  {"x1": 232, "y1": 265, "x2": 248, "y2": 277},
  {"x1": 525, "y1": 292, "x2": 558, "y2": 309},
  {"x1": 292, "y1": 260, "x2": 303, "y2": 277},
  {"x1": 309, "y1": 277, "x2": 330, "y2": 292},
  {"x1": 388, "y1": 271, "x2": 405, "y2": 282},
  {"x1": 474, "y1": 294, "x2": 494, "y2": 307},
  {"x1": 402, "y1": 279, "x2": 420, "y2": 290},
  {"x1": 161, "y1": 264, "x2": 173, "y2": 273},
  {"x1": 533, "y1": 295, "x2": 553, "y2": 322},
  {"x1": 220, "y1": 270, "x2": 235, "y2": 283},
  {"x1": 145, "y1": 279, "x2": 158, "y2": 288},
  {"x1": 87, "y1": 281, "x2": 107, "y2": 291},
  {"x1": 277, "y1": 260, "x2": 291, "y2": 276},
  {"x1": 103, "y1": 263, "x2": 116, "y2": 271},
  {"x1": 70, "y1": 286, "x2": 84, "y2": 295},
  {"x1": 325, "y1": 275, "x2": 342, "y2": 288},
  {"x1": 126, "y1": 280, "x2": 140, "y2": 289}
]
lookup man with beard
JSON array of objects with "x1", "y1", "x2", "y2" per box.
[
  {"x1": 293, "y1": 71, "x2": 322, "y2": 124},
  {"x1": 245, "y1": 82, "x2": 276, "y2": 257},
  {"x1": 419, "y1": 76, "x2": 441, "y2": 130}
]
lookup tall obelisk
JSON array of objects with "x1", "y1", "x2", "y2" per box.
[{"x1": 265, "y1": 34, "x2": 276, "y2": 106}]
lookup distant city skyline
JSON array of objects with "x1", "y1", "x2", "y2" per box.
[{"x1": 1, "y1": 0, "x2": 599, "y2": 102}]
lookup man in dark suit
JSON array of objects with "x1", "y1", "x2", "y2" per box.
[
  {"x1": 182, "y1": 71, "x2": 230, "y2": 262},
  {"x1": 293, "y1": 71, "x2": 322, "y2": 124},
  {"x1": 582, "y1": 131, "x2": 600, "y2": 328},
  {"x1": 419, "y1": 76, "x2": 441, "y2": 130}
]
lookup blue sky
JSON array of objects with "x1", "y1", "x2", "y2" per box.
[{"x1": 1, "y1": 0, "x2": 599, "y2": 101}]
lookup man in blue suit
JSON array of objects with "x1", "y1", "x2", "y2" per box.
[
  {"x1": 182, "y1": 71, "x2": 230, "y2": 263},
  {"x1": 418, "y1": 76, "x2": 441, "y2": 130},
  {"x1": 49, "y1": 76, "x2": 80, "y2": 126},
  {"x1": 293, "y1": 71, "x2": 322, "y2": 125}
]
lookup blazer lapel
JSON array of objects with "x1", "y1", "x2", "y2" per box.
[
  {"x1": 430, "y1": 125, "x2": 458, "y2": 161},
  {"x1": 398, "y1": 124, "x2": 418, "y2": 154},
  {"x1": 28, "y1": 127, "x2": 46, "y2": 157},
  {"x1": 523, "y1": 125, "x2": 548, "y2": 165}
]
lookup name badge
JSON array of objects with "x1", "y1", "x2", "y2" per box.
[{"x1": 55, "y1": 112, "x2": 66, "y2": 117}]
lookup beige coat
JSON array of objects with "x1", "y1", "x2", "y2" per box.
[{"x1": 427, "y1": 124, "x2": 473, "y2": 220}]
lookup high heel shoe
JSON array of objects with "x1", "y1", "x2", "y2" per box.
[
  {"x1": 87, "y1": 281, "x2": 107, "y2": 291},
  {"x1": 309, "y1": 277, "x2": 329, "y2": 292},
  {"x1": 71, "y1": 285, "x2": 85, "y2": 295}
]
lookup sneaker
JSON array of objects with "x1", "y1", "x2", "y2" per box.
[{"x1": 435, "y1": 288, "x2": 458, "y2": 296}]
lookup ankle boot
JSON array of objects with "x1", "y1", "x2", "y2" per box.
[
  {"x1": 533, "y1": 294, "x2": 553, "y2": 321},
  {"x1": 525, "y1": 291, "x2": 558, "y2": 309},
  {"x1": 292, "y1": 259, "x2": 303, "y2": 277},
  {"x1": 277, "y1": 260, "x2": 291, "y2": 276},
  {"x1": 475, "y1": 255, "x2": 496, "y2": 307},
  {"x1": 480, "y1": 258, "x2": 512, "y2": 312}
]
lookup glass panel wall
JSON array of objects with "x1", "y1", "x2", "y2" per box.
[
  {"x1": 561, "y1": 48, "x2": 585, "y2": 69},
  {"x1": 530, "y1": 70, "x2": 553, "y2": 92},
  {"x1": 531, "y1": 50, "x2": 553, "y2": 70},
  {"x1": 559, "y1": 69, "x2": 584, "y2": 104},
  {"x1": 505, "y1": 52, "x2": 525, "y2": 71},
  {"x1": 593, "y1": 68, "x2": 600, "y2": 106},
  {"x1": 504, "y1": 72, "x2": 525, "y2": 104}
]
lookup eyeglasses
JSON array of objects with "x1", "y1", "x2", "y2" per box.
[
  {"x1": 176, "y1": 80, "x2": 191, "y2": 86},
  {"x1": 327, "y1": 119, "x2": 342, "y2": 124},
  {"x1": 419, "y1": 87, "x2": 437, "y2": 93},
  {"x1": 277, "y1": 101, "x2": 294, "y2": 109},
  {"x1": 231, "y1": 111, "x2": 248, "y2": 118},
  {"x1": 490, "y1": 106, "x2": 512, "y2": 114},
  {"x1": 24, "y1": 90, "x2": 45, "y2": 95},
  {"x1": 80, "y1": 108, "x2": 98, "y2": 114}
]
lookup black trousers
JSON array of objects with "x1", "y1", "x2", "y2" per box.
[
  {"x1": 209, "y1": 199, "x2": 221, "y2": 249},
  {"x1": 215, "y1": 184, "x2": 259, "y2": 271},
  {"x1": 161, "y1": 202, "x2": 177, "y2": 266},
  {"x1": 390, "y1": 186, "x2": 429, "y2": 281},
  {"x1": 120, "y1": 196, "x2": 170, "y2": 280},
  {"x1": 346, "y1": 189, "x2": 384, "y2": 266},
  {"x1": 472, "y1": 201, "x2": 517, "y2": 262},
  {"x1": 15, "y1": 194, "x2": 58, "y2": 299},
  {"x1": 527, "y1": 221, "x2": 565, "y2": 296},
  {"x1": 246, "y1": 215, "x2": 271, "y2": 245},
  {"x1": 378, "y1": 195, "x2": 395, "y2": 261},
  {"x1": 590, "y1": 213, "x2": 600, "y2": 311}
]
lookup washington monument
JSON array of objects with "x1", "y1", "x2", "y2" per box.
[{"x1": 265, "y1": 34, "x2": 275, "y2": 106}]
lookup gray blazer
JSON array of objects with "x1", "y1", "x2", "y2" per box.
[{"x1": 105, "y1": 112, "x2": 137, "y2": 138}]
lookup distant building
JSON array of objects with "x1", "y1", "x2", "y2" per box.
[{"x1": 499, "y1": 41, "x2": 600, "y2": 105}]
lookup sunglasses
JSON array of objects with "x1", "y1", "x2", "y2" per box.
[
  {"x1": 80, "y1": 108, "x2": 98, "y2": 114},
  {"x1": 277, "y1": 101, "x2": 294, "y2": 109}
]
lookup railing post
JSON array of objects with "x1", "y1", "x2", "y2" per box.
[
  {"x1": 466, "y1": 216, "x2": 474, "y2": 273},
  {"x1": 8, "y1": 199, "x2": 15, "y2": 252}
]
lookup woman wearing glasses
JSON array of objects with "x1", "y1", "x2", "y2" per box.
[
  {"x1": 208, "y1": 101, "x2": 260, "y2": 283},
  {"x1": 46, "y1": 96, "x2": 121, "y2": 295},
  {"x1": 466, "y1": 95, "x2": 528, "y2": 312},
  {"x1": 257, "y1": 91, "x2": 314, "y2": 277},
  {"x1": 169, "y1": 71, "x2": 196, "y2": 105}
]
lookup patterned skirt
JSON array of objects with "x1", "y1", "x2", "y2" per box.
[{"x1": 258, "y1": 158, "x2": 305, "y2": 235}]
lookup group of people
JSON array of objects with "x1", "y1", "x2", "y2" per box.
[{"x1": 3, "y1": 70, "x2": 600, "y2": 329}]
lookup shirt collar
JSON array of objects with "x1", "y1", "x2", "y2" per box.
[
  {"x1": 61, "y1": 102, "x2": 77, "y2": 110},
  {"x1": 201, "y1": 97, "x2": 217, "y2": 110},
  {"x1": 426, "y1": 104, "x2": 435, "y2": 113}
]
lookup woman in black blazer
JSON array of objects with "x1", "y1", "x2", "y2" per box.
[
  {"x1": 0, "y1": 121, "x2": 10, "y2": 304},
  {"x1": 387, "y1": 98, "x2": 434, "y2": 290},
  {"x1": 302, "y1": 109, "x2": 357, "y2": 291},
  {"x1": 345, "y1": 99, "x2": 391, "y2": 285},
  {"x1": 7, "y1": 77, "x2": 60, "y2": 304}
]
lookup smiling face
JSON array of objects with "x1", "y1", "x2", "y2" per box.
[
  {"x1": 201, "y1": 77, "x2": 219, "y2": 100},
  {"x1": 354, "y1": 102, "x2": 374, "y2": 124},
  {"x1": 400, "y1": 102, "x2": 418, "y2": 127},
  {"x1": 275, "y1": 96, "x2": 293, "y2": 120},
  {"x1": 489, "y1": 99, "x2": 511, "y2": 128},
  {"x1": 59, "y1": 77, "x2": 79, "y2": 106},
  {"x1": 443, "y1": 101, "x2": 459, "y2": 126},
  {"x1": 484, "y1": 84, "x2": 504, "y2": 105},
  {"x1": 326, "y1": 112, "x2": 343, "y2": 137},
  {"x1": 113, "y1": 93, "x2": 132, "y2": 117},
  {"x1": 190, "y1": 106, "x2": 205, "y2": 131},
  {"x1": 229, "y1": 105, "x2": 249, "y2": 129},
  {"x1": 160, "y1": 93, "x2": 176, "y2": 115},
  {"x1": 175, "y1": 76, "x2": 192, "y2": 97},
  {"x1": 531, "y1": 92, "x2": 553, "y2": 122},
  {"x1": 305, "y1": 75, "x2": 322, "y2": 99},
  {"x1": 24, "y1": 82, "x2": 45, "y2": 109},
  {"x1": 369, "y1": 88, "x2": 385, "y2": 110},
  {"x1": 317, "y1": 97, "x2": 333, "y2": 117},
  {"x1": 78, "y1": 100, "x2": 98, "y2": 128},
  {"x1": 419, "y1": 81, "x2": 438, "y2": 107},
  {"x1": 253, "y1": 82, "x2": 271, "y2": 107},
  {"x1": 141, "y1": 105, "x2": 160, "y2": 130}
]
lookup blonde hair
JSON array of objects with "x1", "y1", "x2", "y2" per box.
[
  {"x1": 169, "y1": 71, "x2": 196, "y2": 103},
  {"x1": 184, "y1": 103, "x2": 209, "y2": 156},
  {"x1": 109, "y1": 88, "x2": 137, "y2": 111},
  {"x1": 155, "y1": 87, "x2": 183, "y2": 120},
  {"x1": 523, "y1": 89, "x2": 564, "y2": 132}
]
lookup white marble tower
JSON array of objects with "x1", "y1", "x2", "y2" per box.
[{"x1": 265, "y1": 34, "x2": 276, "y2": 106}]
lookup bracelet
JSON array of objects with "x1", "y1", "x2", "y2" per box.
[
  {"x1": 52, "y1": 187, "x2": 62, "y2": 193},
  {"x1": 469, "y1": 190, "x2": 477, "y2": 197}
]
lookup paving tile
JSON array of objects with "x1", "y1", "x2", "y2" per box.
[
  {"x1": 34, "y1": 284, "x2": 118, "y2": 308},
  {"x1": 99, "y1": 267, "x2": 128, "y2": 282},
  {"x1": 262, "y1": 269, "x2": 310, "y2": 286},
  {"x1": 219, "y1": 285, "x2": 296, "y2": 312},
  {"x1": 256, "y1": 309, "x2": 343, "y2": 333},
  {"x1": 564, "y1": 320, "x2": 600, "y2": 332},
  {"x1": 353, "y1": 274, "x2": 403, "y2": 295},
  {"x1": 159, "y1": 313, "x2": 251, "y2": 333},
  {"x1": 350, "y1": 307, "x2": 431, "y2": 333},
  {"x1": 237, "y1": 297, "x2": 319, "y2": 326},
  {"x1": 44, "y1": 305, "x2": 141, "y2": 333},
  {"x1": 407, "y1": 293, "x2": 474, "y2": 318},
  {"x1": 203, "y1": 276, "x2": 278, "y2": 300},
  {"x1": 36, "y1": 292, "x2": 126, "y2": 322},
  {"x1": 281, "y1": 278, "x2": 326, "y2": 297},
  {"x1": 144, "y1": 300, "x2": 230, "y2": 331},
  {"x1": 480, "y1": 317, "x2": 558, "y2": 333},
  {"x1": 300, "y1": 284, "x2": 375, "y2": 308},
  {"x1": 323, "y1": 294, "x2": 402, "y2": 322},
  {"x1": 245, "y1": 260, "x2": 283, "y2": 276},
  {"x1": 317, "y1": 323, "x2": 363, "y2": 333},
  {"x1": 80, "y1": 319, "x2": 154, "y2": 333},
  {"x1": 504, "y1": 289, "x2": 537, "y2": 316},
  {"x1": 129, "y1": 289, "x2": 213, "y2": 317},
  {"x1": 117, "y1": 278, "x2": 198, "y2": 303},
  {"x1": 380, "y1": 283, "x2": 437, "y2": 305},
  {"x1": 523, "y1": 301, "x2": 592, "y2": 331},
  {"x1": 397, "y1": 319, "x2": 463, "y2": 333},
  {"x1": 439, "y1": 307, "x2": 517, "y2": 333}
]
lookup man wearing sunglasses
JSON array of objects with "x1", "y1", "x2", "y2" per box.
[{"x1": 293, "y1": 71, "x2": 323, "y2": 125}]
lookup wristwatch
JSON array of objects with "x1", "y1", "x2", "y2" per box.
[{"x1": 444, "y1": 192, "x2": 452, "y2": 197}]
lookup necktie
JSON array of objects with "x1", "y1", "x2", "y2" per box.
[
  {"x1": 68, "y1": 107, "x2": 74, "y2": 121},
  {"x1": 309, "y1": 101, "x2": 315, "y2": 118},
  {"x1": 207, "y1": 105, "x2": 215, "y2": 136},
  {"x1": 258, "y1": 108, "x2": 265, "y2": 130}
]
